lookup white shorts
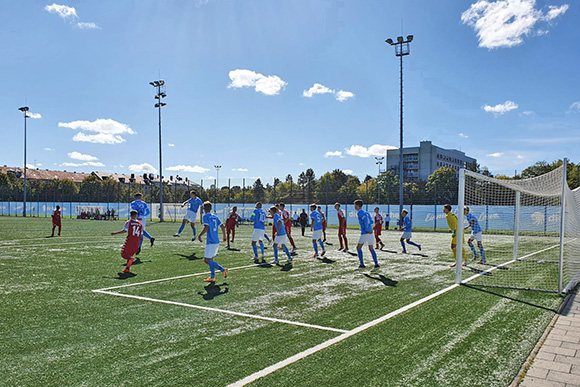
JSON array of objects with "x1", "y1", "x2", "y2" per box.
[
  {"x1": 469, "y1": 232, "x2": 483, "y2": 242},
  {"x1": 184, "y1": 210, "x2": 198, "y2": 223},
  {"x1": 252, "y1": 229, "x2": 265, "y2": 242},
  {"x1": 312, "y1": 229, "x2": 323, "y2": 240},
  {"x1": 137, "y1": 217, "x2": 146, "y2": 230},
  {"x1": 358, "y1": 233, "x2": 374, "y2": 246},
  {"x1": 401, "y1": 231, "x2": 412, "y2": 240},
  {"x1": 205, "y1": 243, "x2": 219, "y2": 258},
  {"x1": 274, "y1": 234, "x2": 287, "y2": 245}
]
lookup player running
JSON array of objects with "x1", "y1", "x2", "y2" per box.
[
  {"x1": 443, "y1": 204, "x2": 467, "y2": 267},
  {"x1": 130, "y1": 193, "x2": 155, "y2": 254},
  {"x1": 225, "y1": 206, "x2": 239, "y2": 249},
  {"x1": 464, "y1": 206, "x2": 486, "y2": 264},
  {"x1": 269, "y1": 206, "x2": 293, "y2": 265},
  {"x1": 174, "y1": 190, "x2": 203, "y2": 240},
  {"x1": 197, "y1": 201, "x2": 228, "y2": 283},
  {"x1": 355, "y1": 200, "x2": 380, "y2": 272},
  {"x1": 317, "y1": 206, "x2": 327, "y2": 242},
  {"x1": 373, "y1": 207, "x2": 385, "y2": 250},
  {"x1": 400, "y1": 209, "x2": 421, "y2": 253},
  {"x1": 310, "y1": 204, "x2": 326, "y2": 258},
  {"x1": 279, "y1": 203, "x2": 297, "y2": 253},
  {"x1": 110, "y1": 210, "x2": 142, "y2": 274},
  {"x1": 51, "y1": 205, "x2": 61, "y2": 237},
  {"x1": 335, "y1": 203, "x2": 349, "y2": 252},
  {"x1": 250, "y1": 202, "x2": 267, "y2": 264}
]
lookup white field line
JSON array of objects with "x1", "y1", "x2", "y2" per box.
[
  {"x1": 0, "y1": 236, "x2": 202, "y2": 249},
  {"x1": 93, "y1": 290, "x2": 347, "y2": 333},
  {"x1": 227, "y1": 243, "x2": 562, "y2": 387},
  {"x1": 0, "y1": 240, "x2": 125, "y2": 249}
]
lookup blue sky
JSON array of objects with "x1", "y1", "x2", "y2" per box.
[{"x1": 1, "y1": 0, "x2": 577, "y2": 185}]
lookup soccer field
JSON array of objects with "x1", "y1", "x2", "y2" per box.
[{"x1": 0, "y1": 217, "x2": 565, "y2": 386}]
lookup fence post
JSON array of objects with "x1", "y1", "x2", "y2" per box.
[
  {"x1": 325, "y1": 178, "x2": 328, "y2": 218},
  {"x1": 228, "y1": 178, "x2": 231, "y2": 208},
  {"x1": 242, "y1": 178, "x2": 245, "y2": 209},
  {"x1": 558, "y1": 158, "x2": 567, "y2": 293},
  {"x1": 365, "y1": 180, "x2": 368, "y2": 211}
]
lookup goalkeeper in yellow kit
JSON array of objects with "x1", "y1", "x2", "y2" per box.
[{"x1": 443, "y1": 204, "x2": 467, "y2": 267}]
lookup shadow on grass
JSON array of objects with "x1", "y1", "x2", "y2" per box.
[
  {"x1": 381, "y1": 249, "x2": 399, "y2": 254},
  {"x1": 176, "y1": 252, "x2": 202, "y2": 261},
  {"x1": 317, "y1": 257, "x2": 336, "y2": 264},
  {"x1": 281, "y1": 262, "x2": 293, "y2": 272},
  {"x1": 411, "y1": 253, "x2": 429, "y2": 257},
  {"x1": 363, "y1": 273, "x2": 398, "y2": 287},
  {"x1": 461, "y1": 284, "x2": 559, "y2": 313},
  {"x1": 115, "y1": 272, "x2": 137, "y2": 280},
  {"x1": 198, "y1": 283, "x2": 229, "y2": 300},
  {"x1": 226, "y1": 247, "x2": 241, "y2": 252}
]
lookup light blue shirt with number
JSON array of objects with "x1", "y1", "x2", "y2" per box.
[
  {"x1": 467, "y1": 213, "x2": 482, "y2": 234},
  {"x1": 130, "y1": 199, "x2": 150, "y2": 218},
  {"x1": 203, "y1": 213, "x2": 222, "y2": 245},
  {"x1": 273, "y1": 213, "x2": 286, "y2": 236},
  {"x1": 358, "y1": 209, "x2": 374, "y2": 234},
  {"x1": 187, "y1": 197, "x2": 203, "y2": 212},
  {"x1": 250, "y1": 208, "x2": 266, "y2": 230},
  {"x1": 310, "y1": 211, "x2": 323, "y2": 231}
]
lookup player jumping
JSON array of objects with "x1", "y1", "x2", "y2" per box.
[
  {"x1": 51, "y1": 205, "x2": 61, "y2": 237},
  {"x1": 130, "y1": 193, "x2": 155, "y2": 254},
  {"x1": 174, "y1": 190, "x2": 203, "y2": 240},
  {"x1": 335, "y1": 203, "x2": 349, "y2": 252},
  {"x1": 400, "y1": 209, "x2": 421, "y2": 253},
  {"x1": 270, "y1": 206, "x2": 293, "y2": 265},
  {"x1": 310, "y1": 204, "x2": 326, "y2": 258},
  {"x1": 197, "y1": 201, "x2": 228, "y2": 283},
  {"x1": 250, "y1": 202, "x2": 267, "y2": 264},
  {"x1": 110, "y1": 210, "x2": 142, "y2": 274},
  {"x1": 373, "y1": 207, "x2": 385, "y2": 250},
  {"x1": 464, "y1": 206, "x2": 486, "y2": 264},
  {"x1": 443, "y1": 204, "x2": 467, "y2": 267},
  {"x1": 355, "y1": 200, "x2": 380, "y2": 272}
]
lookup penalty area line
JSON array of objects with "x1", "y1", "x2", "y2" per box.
[{"x1": 93, "y1": 290, "x2": 348, "y2": 334}]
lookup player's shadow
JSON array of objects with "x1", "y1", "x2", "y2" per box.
[
  {"x1": 381, "y1": 249, "x2": 399, "y2": 254},
  {"x1": 463, "y1": 265, "x2": 492, "y2": 276},
  {"x1": 477, "y1": 261, "x2": 509, "y2": 270},
  {"x1": 363, "y1": 273, "x2": 398, "y2": 287},
  {"x1": 317, "y1": 257, "x2": 336, "y2": 264},
  {"x1": 115, "y1": 272, "x2": 137, "y2": 280},
  {"x1": 281, "y1": 262, "x2": 293, "y2": 272},
  {"x1": 198, "y1": 283, "x2": 229, "y2": 300},
  {"x1": 347, "y1": 251, "x2": 358, "y2": 257},
  {"x1": 226, "y1": 247, "x2": 241, "y2": 252},
  {"x1": 176, "y1": 252, "x2": 202, "y2": 261},
  {"x1": 324, "y1": 241, "x2": 334, "y2": 246},
  {"x1": 411, "y1": 253, "x2": 429, "y2": 257},
  {"x1": 461, "y1": 284, "x2": 558, "y2": 312},
  {"x1": 258, "y1": 262, "x2": 273, "y2": 268}
]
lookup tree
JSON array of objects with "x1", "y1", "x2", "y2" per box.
[
  {"x1": 426, "y1": 167, "x2": 458, "y2": 204},
  {"x1": 253, "y1": 179, "x2": 265, "y2": 202}
]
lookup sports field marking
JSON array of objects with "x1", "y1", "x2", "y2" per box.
[
  {"x1": 93, "y1": 290, "x2": 348, "y2": 333},
  {"x1": 227, "y1": 243, "x2": 562, "y2": 387}
]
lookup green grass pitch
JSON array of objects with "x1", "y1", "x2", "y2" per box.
[{"x1": 0, "y1": 217, "x2": 565, "y2": 386}]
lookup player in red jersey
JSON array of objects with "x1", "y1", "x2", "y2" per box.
[
  {"x1": 334, "y1": 203, "x2": 349, "y2": 252},
  {"x1": 373, "y1": 207, "x2": 385, "y2": 250},
  {"x1": 279, "y1": 203, "x2": 297, "y2": 252},
  {"x1": 225, "y1": 206, "x2": 239, "y2": 249},
  {"x1": 111, "y1": 210, "x2": 143, "y2": 274},
  {"x1": 317, "y1": 206, "x2": 327, "y2": 242},
  {"x1": 51, "y1": 205, "x2": 62, "y2": 237}
]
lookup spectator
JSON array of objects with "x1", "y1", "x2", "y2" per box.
[
  {"x1": 385, "y1": 213, "x2": 390, "y2": 231},
  {"x1": 292, "y1": 211, "x2": 299, "y2": 227},
  {"x1": 299, "y1": 209, "x2": 309, "y2": 237}
]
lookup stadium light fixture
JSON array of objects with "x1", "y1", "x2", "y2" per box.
[
  {"x1": 375, "y1": 156, "x2": 384, "y2": 204},
  {"x1": 214, "y1": 165, "x2": 222, "y2": 204},
  {"x1": 385, "y1": 33, "x2": 413, "y2": 226},
  {"x1": 150, "y1": 79, "x2": 167, "y2": 221}
]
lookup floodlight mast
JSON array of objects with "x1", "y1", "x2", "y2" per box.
[
  {"x1": 385, "y1": 34, "x2": 413, "y2": 225},
  {"x1": 150, "y1": 80, "x2": 167, "y2": 221},
  {"x1": 375, "y1": 156, "x2": 384, "y2": 204},
  {"x1": 18, "y1": 106, "x2": 30, "y2": 217}
]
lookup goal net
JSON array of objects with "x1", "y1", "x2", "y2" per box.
[{"x1": 456, "y1": 161, "x2": 580, "y2": 293}]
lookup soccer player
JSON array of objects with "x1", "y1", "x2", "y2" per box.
[
  {"x1": 299, "y1": 209, "x2": 309, "y2": 236},
  {"x1": 130, "y1": 193, "x2": 155, "y2": 254},
  {"x1": 269, "y1": 206, "x2": 293, "y2": 265},
  {"x1": 174, "y1": 190, "x2": 203, "y2": 240},
  {"x1": 464, "y1": 206, "x2": 486, "y2": 264},
  {"x1": 373, "y1": 207, "x2": 385, "y2": 250},
  {"x1": 400, "y1": 209, "x2": 421, "y2": 253},
  {"x1": 317, "y1": 206, "x2": 327, "y2": 242},
  {"x1": 51, "y1": 205, "x2": 61, "y2": 237},
  {"x1": 385, "y1": 213, "x2": 390, "y2": 231},
  {"x1": 335, "y1": 203, "x2": 349, "y2": 252},
  {"x1": 279, "y1": 203, "x2": 297, "y2": 252},
  {"x1": 355, "y1": 200, "x2": 380, "y2": 272},
  {"x1": 250, "y1": 202, "x2": 267, "y2": 264},
  {"x1": 110, "y1": 210, "x2": 142, "y2": 274},
  {"x1": 225, "y1": 206, "x2": 239, "y2": 249},
  {"x1": 310, "y1": 204, "x2": 326, "y2": 258},
  {"x1": 197, "y1": 201, "x2": 228, "y2": 283},
  {"x1": 443, "y1": 204, "x2": 467, "y2": 267}
]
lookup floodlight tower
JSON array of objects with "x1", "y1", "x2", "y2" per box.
[
  {"x1": 149, "y1": 80, "x2": 167, "y2": 221},
  {"x1": 214, "y1": 165, "x2": 221, "y2": 204},
  {"x1": 375, "y1": 156, "x2": 384, "y2": 204},
  {"x1": 18, "y1": 106, "x2": 30, "y2": 217},
  {"x1": 385, "y1": 34, "x2": 413, "y2": 225}
]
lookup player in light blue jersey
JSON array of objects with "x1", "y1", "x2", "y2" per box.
[
  {"x1": 269, "y1": 206, "x2": 293, "y2": 265},
  {"x1": 400, "y1": 209, "x2": 421, "y2": 254},
  {"x1": 354, "y1": 200, "x2": 380, "y2": 272},
  {"x1": 464, "y1": 206, "x2": 486, "y2": 264},
  {"x1": 174, "y1": 190, "x2": 203, "y2": 240},
  {"x1": 310, "y1": 203, "x2": 326, "y2": 258},
  {"x1": 249, "y1": 202, "x2": 267, "y2": 264},
  {"x1": 198, "y1": 201, "x2": 228, "y2": 282},
  {"x1": 130, "y1": 193, "x2": 155, "y2": 254}
]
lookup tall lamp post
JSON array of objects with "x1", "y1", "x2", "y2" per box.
[
  {"x1": 385, "y1": 34, "x2": 413, "y2": 225},
  {"x1": 149, "y1": 80, "x2": 166, "y2": 222},
  {"x1": 214, "y1": 165, "x2": 221, "y2": 205},
  {"x1": 18, "y1": 106, "x2": 30, "y2": 217},
  {"x1": 375, "y1": 156, "x2": 384, "y2": 204}
]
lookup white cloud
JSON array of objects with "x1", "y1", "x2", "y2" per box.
[
  {"x1": 459, "y1": 132, "x2": 469, "y2": 138},
  {"x1": 168, "y1": 143, "x2": 175, "y2": 147},
  {"x1": 335, "y1": 90, "x2": 355, "y2": 102},
  {"x1": 232, "y1": 168, "x2": 248, "y2": 172},
  {"x1": 205, "y1": 175, "x2": 216, "y2": 180},
  {"x1": 44, "y1": 148, "x2": 54, "y2": 151},
  {"x1": 166, "y1": 165, "x2": 210, "y2": 173},
  {"x1": 228, "y1": 69, "x2": 287, "y2": 96},
  {"x1": 343, "y1": 169, "x2": 353, "y2": 174},
  {"x1": 303, "y1": 83, "x2": 334, "y2": 98},
  {"x1": 276, "y1": 152, "x2": 285, "y2": 156},
  {"x1": 26, "y1": 163, "x2": 38, "y2": 169},
  {"x1": 517, "y1": 154, "x2": 525, "y2": 159},
  {"x1": 60, "y1": 161, "x2": 105, "y2": 167},
  {"x1": 77, "y1": 22, "x2": 100, "y2": 29},
  {"x1": 128, "y1": 163, "x2": 157, "y2": 173},
  {"x1": 325, "y1": 151, "x2": 345, "y2": 158},
  {"x1": 344, "y1": 144, "x2": 397, "y2": 158},
  {"x1": 461, "y1": 0, "x2": 569, "y2": 49},
  {"x1": 59, "y1": 118, "x2": 135, "y2": 144},
  {"x1": 568, "y1": 102, "x2": 580, "y2": 113},
  {"x1": 483, "y1": 100, "x2": 518, "y2": 115},
  {"x1": 298, "y1": 162, "x2": 305, "y2": 166},
  {"x1": 67, "y1": 151, "x2": 98, "y2": 161},
  {"x1": 45, "y1": 3, "x2": 78, "y2": 19},
  {"x1": 26, "y1": 112, "x2": 42, "y2": 119},
  {"x1": 487, "y1": 152, "x2": 504, "y2": 157},
  {"x1": 521, "y1": 110, "x2": 535, "y2": 116}
]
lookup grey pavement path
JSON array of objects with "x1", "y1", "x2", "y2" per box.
[{"x1": 516, "y1": 290, "x2": 580, "y2": 387}]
